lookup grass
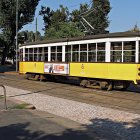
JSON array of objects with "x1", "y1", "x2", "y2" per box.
[
  {"x1": 11, "y1": 103, "x2": 30, "y2": 109},
  {"x1": 0, "y1": 95, "x2": 4, "y2": 99}
]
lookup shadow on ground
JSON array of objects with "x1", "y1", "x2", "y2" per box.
[{"x1": 0, "y1": 117, "x2": 140, "y2": 140}]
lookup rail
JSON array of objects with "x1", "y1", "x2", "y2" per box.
[{"x1": 0, "y1": 85, "x2": 7, "y2": 110}]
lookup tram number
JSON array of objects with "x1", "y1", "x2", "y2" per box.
[{"x1": 81, "y1": 64, "x2": 84, "y2": 69}]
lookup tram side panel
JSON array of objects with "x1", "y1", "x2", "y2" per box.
[
  {"x1": 19, "y1": 62, "x2": 140, "y2": 85},
  {"x1": 70, "y1": 63, "x2": 140, "y2": 84},
  {"x1": 19, "y1": 62, "x2": 44, "y2": 74}
]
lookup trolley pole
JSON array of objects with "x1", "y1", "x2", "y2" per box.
[{"x1": 16, "y1": 0, "x2": 19, "y2": 72}]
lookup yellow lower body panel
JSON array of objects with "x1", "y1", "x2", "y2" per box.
[
  {"x1": 70, "y1": 63, "x2": 140, "y2": 84},
  {"x1": 19, "y1": 62, "x2": 44, "y2": 74}
]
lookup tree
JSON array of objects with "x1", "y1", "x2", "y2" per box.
[
  {"x1": 19, "y1": 30, "x2": 43, "y2": 43},
  {"x1": 45, "y1": 22, "x2": 84, "y2": 39},
  {"x1": 89, "y1": 0, "x2": 111, "y2": 34},
  {"x1": 71, "y1": 3, "x2": 89, "y2": 33},
  {"x1": 129, "y1": 24, "x2": 140, "y2": 32},
  {"x1": 40, "y1": 5, "x2": 84, "y2": 39},
  {"x1": 72, "y1": 0, "x2": 111, "y2": 35},
  {"x1": 0, "y1": 0, "x2": 40, "y2": 65},
  {"x1": 40, "y1": 1, "x2": 111, "y2": 39}
]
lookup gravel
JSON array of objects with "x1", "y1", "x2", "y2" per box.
[{"x1": 0, "y1": 85, "x2": 140, "y2": 139}]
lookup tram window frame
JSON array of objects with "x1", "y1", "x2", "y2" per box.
[
  {"x1": 44, "y1": 47, "x2": 48, "y2": 62},
  {"x1": 80, "y1": 44, "x2": 87, "y2": 62},
  {"x1": 57, "y1": 46, "x2": 62, "y2": 62},
  {"x1": 29, "y1": 48, "x2": 33, "y2": 61},
  {"x1": 88, "y1": 43, "x2": 96, "y2": 62},
  {"x1": 51, "y1": 46, "x2": 62, "y2": 62},
  {"x1": 37, "y1": 47, "x2": 43, "y2": 61},
  {"x1": 123, "y1": 41, "x2": 135, "y2": 62},
  {"x1": 97, "y1": 43, "x2": 105, "y2": 62},
  {"x1": 19, "y1": 49, "x2": 23, "y2": 61},
  {"x1": 25, "y1": 48, "x2": 28, "y2": 61},
  {"x1": 111, "y1": 42, "x2": 122, "y2": 62},
  {"x1": 34, "y1": 48, "x2": 37, "y2": 61},
  {"x1": 72, "y1": 44, "x2": 79, "y2": 62},
  {"x1": 65, "y1": 45, "x2": 72, "y2": 62}
]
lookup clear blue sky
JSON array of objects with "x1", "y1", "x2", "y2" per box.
[{"x1": 22, "y1": 0, "x2": 140, "y2": 35}]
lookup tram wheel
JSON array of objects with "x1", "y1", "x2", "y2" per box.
[
  {"x1": 80, "y1": 80, "x2": 89, "y2": 88},
  {"x1": 99, "y1": 81, "x2": 108, "y2": 90}
]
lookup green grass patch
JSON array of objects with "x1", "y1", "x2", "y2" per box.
[
  {"x1": 11, "y1": 103, "x2": 29, "y2": 109},
  {"x1": 0, "y1": 95, "x2": 4, "y2": 99}
]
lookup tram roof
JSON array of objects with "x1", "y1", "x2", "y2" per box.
[{"x1": 21, "y1": 31, "x2": 140, "y2": 46}]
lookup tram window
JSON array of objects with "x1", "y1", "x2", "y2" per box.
[
  {"x1": 38, "y1": 54, "x2": 42, "y2": 61},
  {"x1": 38, "y1": 48, "x2": 43, "y2": 61},
  {"x1": 123, "y1": 41, "x2": 135, "y2": 62},
  {"x1": 51, "y1": 46, "x2": 56, "y2": 61},
  {"x1": 80, "y1": 44, "x2": 87, "y2": 62},
  {"x1": 88, "y1": 52, "x2": 96, "y2": 62},
  {"x1": 72, "y1": 52, "x2": 79, "y2": 62},
  {"x1": 25, "y1": 54, "x2": 28, "y2": 61},
  {"x1": 57, "y1": 46, "x2": 62, "y2": 52},
  {"x1": 19, "y1": 49, "x2": 23, "y2": 60},
  {"x1": 34, "y1": 54, "x2": 37, "y2": 61},
  {"x1": 51, "y1": 46, "x2": 56, "y2": 52},
  {"x1": 97, "y1": 51, "x2": 105, "y2": 62},
  {"x1": 19, "y1": 49, "x2": 23, "y2": 61},
  {"x1": 72, "y1": 45, "x2": 79, "y2": 62},
  {"x1": 51, "y1": 53, "x2": 56, "y2": 61},
  {"x1": 111, "y1": 51, "x2": 122, "y2": 62},
  {"x1": 44, "y1": 47, "x2": 48, "y2": 61},
  {"x1": 65, "y1": 45, "x2": 71, "y2": 62},
  {"x1": 28, "y1": 48, "x2": 33, "y2": 61},
  {"x1": 56, "y1": 46, "x2": 62, "y2": 62},
  {"x1": 88, "y1": 43, "x2": 96, "y2": 62},
  {"x1": 44, "y1": 47, "x2": 48, "y2": 52},
  {"x1": 57, "y1": 53, "x2": 62, "y2": 61},
  {"x1": 97, "y1": 43, "x2": 105, "y2": 62},
  {"x1": 39, "y1": 48, "x2": 42, "y2": 53},
  {"x1": 29, "y1": 54, "x2": 33, "y2": 61},
  {"x1": 34, "y1": 48, "x2": 37, "y2": 53},
  {"x1": 111, "y1": 42, "x2": 122, "y2": 62},
  {"x1": 80, "y1": 52, "x2": 87, "y2": 62},
  {"x1": 66, "y1": 53, "x2": 71, "y2": 62},
  {"x1": 25, "y1": 48, "x2": 28, "y2": 53},
  {"x1": 45, "y1": 54, "x2": 48, "y2": 61}
]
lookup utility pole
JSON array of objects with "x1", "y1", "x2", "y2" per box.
[
  {"x1": 35, "y1": 17, "x2": 38, "y2": 42},
  {"x1": 16, "y1": 0, "x2": 18, "y2": 72}
]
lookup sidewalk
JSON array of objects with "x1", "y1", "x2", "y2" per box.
[
  {"x1": 0, "y1": 93, "x2": 92, "y2": 140},
  {"x1": 0, "y1": 109, "x2": 92, "y2": 140}
]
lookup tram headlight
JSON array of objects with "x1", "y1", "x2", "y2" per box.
[
  {"x1": 138, "y1": 73, "x2": 140, "y2": 76},
  {"x1": 138, "y1": 68, "x2": 140, "y2": 71}
]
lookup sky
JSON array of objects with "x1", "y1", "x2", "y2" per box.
[{"x1": 22, "y1": 0, "x2": 140, "y2": 35}]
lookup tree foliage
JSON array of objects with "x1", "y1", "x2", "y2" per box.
[
  {"x1": 0, "y1": 0, "x2": 40, "y2": 64},
  {"x1": 72, "y1": 0, "x2": 111, "y2": 35},
  {"x1": 40, "y1": 0, "x2": 111, "y2": 39},
  {"x1": 45, "y1": 22, "x2": 84, "y2": 39},
  {"x1": 18, "y1": 30, "x2": 43, "y2": 43}
]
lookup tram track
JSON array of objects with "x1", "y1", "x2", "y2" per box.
[{"x1": 0, "y1": 74, "x2": 140, "y2": 114}]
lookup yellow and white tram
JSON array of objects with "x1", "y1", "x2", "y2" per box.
[{"x1": 19, "y1": 32, "x2": 140, "y2": 90}]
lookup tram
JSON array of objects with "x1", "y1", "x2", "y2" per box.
[{"x1": 19, "y1": 32, "x2": 140, "y2": 90}]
